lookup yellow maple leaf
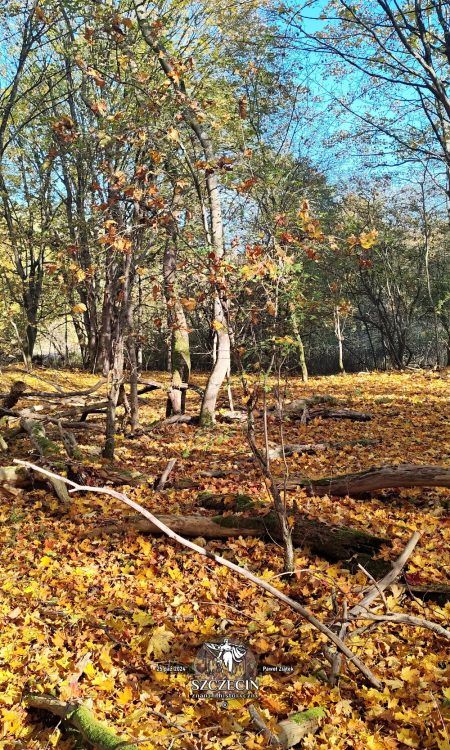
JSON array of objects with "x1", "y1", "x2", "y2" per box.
[
  {"x1": 52, "y1": 631, "x2": 65, "y2": 647},
  {"x1": 92, "y1": 674, "x2": 114, "y2": 691},
  {"x1": 133, "y1": 611, "x2": 154, "y2": 627},
  {"x1": 99, "y1": 647, "x2": 113, "y2": 672},
  {"x1": 117, "y1": 685, "x2": 134, "y2": 706},
  {"x1": 396, "y1": 728, "x2": 420, "y2": 748},
  {"x1": 1, "y1": 707, "x2": 25, "y2": 737},
  {"x1": 147, "y1": 625, "x2": 174, "y2": 658}
]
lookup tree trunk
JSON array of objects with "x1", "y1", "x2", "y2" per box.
[
  {"x1": 200, "y1": 300, "x2": 231, "y2": 426},
  {"x1": 283, "y1": 464, "x2": 450, "y2": 495},
  {"x1": 291, "y1": 311, "x2": 308, "y2": 382},
  {"x1": 163, "y1": 189, "x2": 191, "y2": 416},
  {"x1": 103, "y1": 337, "x2": 124, "y2": 460},
  {"x1": 133, "y1": 10, "x2": 230, "y2": 426},
  {"x1": 86, "y1": 510, "x2": 389, "y2": 561},
  {"x1": 199, "y1": 169, "x2": 231, "y2": 426},
  {"x1": 334, "y1": 306, "x2": 345, "y2": 373}
]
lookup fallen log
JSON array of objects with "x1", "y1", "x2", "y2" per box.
[
  {"x1": 267, "y1": 395, "x2": 338, "y2": 416},
  {"x1": 282, "y1": 464, "x2": 450, "y2": 496},
  {"x1": 25, "y1": 694, "x2": 139, "y2": 750},
  {"x1": 0, "y1": 464, "x2": 31, "y2": 487},
  {"x1": 85, "y1": 510, "x2": 389, "y2": 561},
  {"x1": 306, "y1": 407, "x2": 372, "y2": 422},
  {"x1": 19, "y1": 378, "x2": 107, "y2": 400},
  {"x1": 264, "y1": 395, "x2": 371, "y2": 422},
  {"x1": 0, "y1": 462, "x2": 145, "y2": 490},
  {"x1": 148, "y1": 413, "x2": 199, "y2": 430},
  {"x1": 267, "y1": 438, "x2": 380, "y2": 459},
  {"x1": 20, "y1": 418, "x2": 70, "y2": 505}
]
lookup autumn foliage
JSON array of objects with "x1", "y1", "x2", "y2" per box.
[{"x1": 0, "y1": 367, "x2": 449, "y2": 749}]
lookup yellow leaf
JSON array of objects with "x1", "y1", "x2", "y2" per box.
[
  {"x1": 92, "y1": 674, "x2": 114, "y2": 691},
  {"x1": 52, "y1": 631, "x2": 65, "y2": 647},
  {"x1": 1, "y1": 707, "x2": 25, "y2": 737},
  {"x1": 72, "y1": 303, "x2": 87, "y2": 314},
  {"x1": 117, "y1": 685, "x2": 134, "y2": 706},
  {"x1": 84, "y1": 662, "x2": 96, "y2": 678},
  {"x1": 49, "y1": 727, "x2": 61, "y2": 746},
  {"x1": 359, "y1": 229, "x2": 378, "y2": 249},
  {"x1": 99, "y1": 647, "x2": 113, "y2": 672},
  {"x1": 147, "y1": 625, "x2": 174, "y2": 658},
  {"x1": 396, "y1": 728, "x2": 420, "y2": 748},
  {"x1": 39, "y1": 555, "x2": 52, "y2": 567},
  {"x1": 133, "y1": 611, "x2": 154, "y2": 627},
  {"x1": 400, "y1": 666, "x2": 419, "y2": 683}
]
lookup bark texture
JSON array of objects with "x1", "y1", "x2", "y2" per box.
[
  {"x1": 283, "y1": 464, "x2": 450, "y2": 495},
  {"x1": 86, "y1": 510, "x2": 389, "y2": 561}
]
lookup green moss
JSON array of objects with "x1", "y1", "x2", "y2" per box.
[
  {"x1": 198, "y1": 492, "x2": 254, "y2": 510},
  {"x1": 199, "y1": 411, "x2": 215, "y2": 428},
  {"x1": 212, "y1": 513, "x2": 275, "y2": 531},
  {"x1": 72, "y1": 705, "x2": 139, "y2": 750},
  {"x1": 289, "y1": 707, "x2": 327, "y2": 724},
  {"x1": 234, "y1": 494, "x2": 254, "y2": 510},
  {"x1": 30, "y1": 423, "x2": 60, "y2": 456}
]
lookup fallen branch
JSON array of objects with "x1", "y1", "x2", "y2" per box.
[
  {"x1": 282, "y1": 464, "x2": 450, "y2": 496},
  {"x1": 276, "y1": 707, "x2": 326, "y2": 749},
  {"x1": 349, "y1": 532, "x2": 421, "y2": 618},
  {"x1": 248, "y1": 705, "x2": 281, "y2": 747},
  {"x1": 265, "y1": 396, "x2": 371, "y2": 422},
  {"x1": 306, "y1": 407, "x2": 371, "y2": 422},
  {"x1": 328, "y1": 533, "x2": 420, "y2": 684},
  {"x1": 343, "y1": 532, "x2": 450, "y2": 641},
  {"x1": 357, "y1": 612, "x2": 450, "y2": 639},
  {"x1": 19, "y1": 378, "x2": 107, "y2": 400},
  {"x1": 24, "y1": 694, "x2": 139, "y2": 750},
  {"x1": 154, "y1": 458, "x2": 177, "y2": 490},
  {"x1": 15, "y1": 460, "x2": 382, "y2": 688},
  {"x1": 149, "y1": 414, "x2": 198, "y2": 429},
  {"x1": 0, "y1": 464, "x2": 31, "y2": 487}
]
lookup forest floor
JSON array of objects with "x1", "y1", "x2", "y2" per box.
[{"x1": 0, "y1": 367, "x2": 449, "y2": 750}]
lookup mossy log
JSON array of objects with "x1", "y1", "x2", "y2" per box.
[
  {"x1": 19, "y1": 418, "x2": 70, "y2": 505},
  {"x1": 277, "y1": 707, "x2": 326, "y2": 749},
  {"x1": 86, "y1": 509, "x2": 389, "y2": 561},
  {"x1": 282, "y1": 463, "x2": 450, "y2": 496},
  {"x1": 25, "y1": 694, "x2": 139, "y2": 750}
]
